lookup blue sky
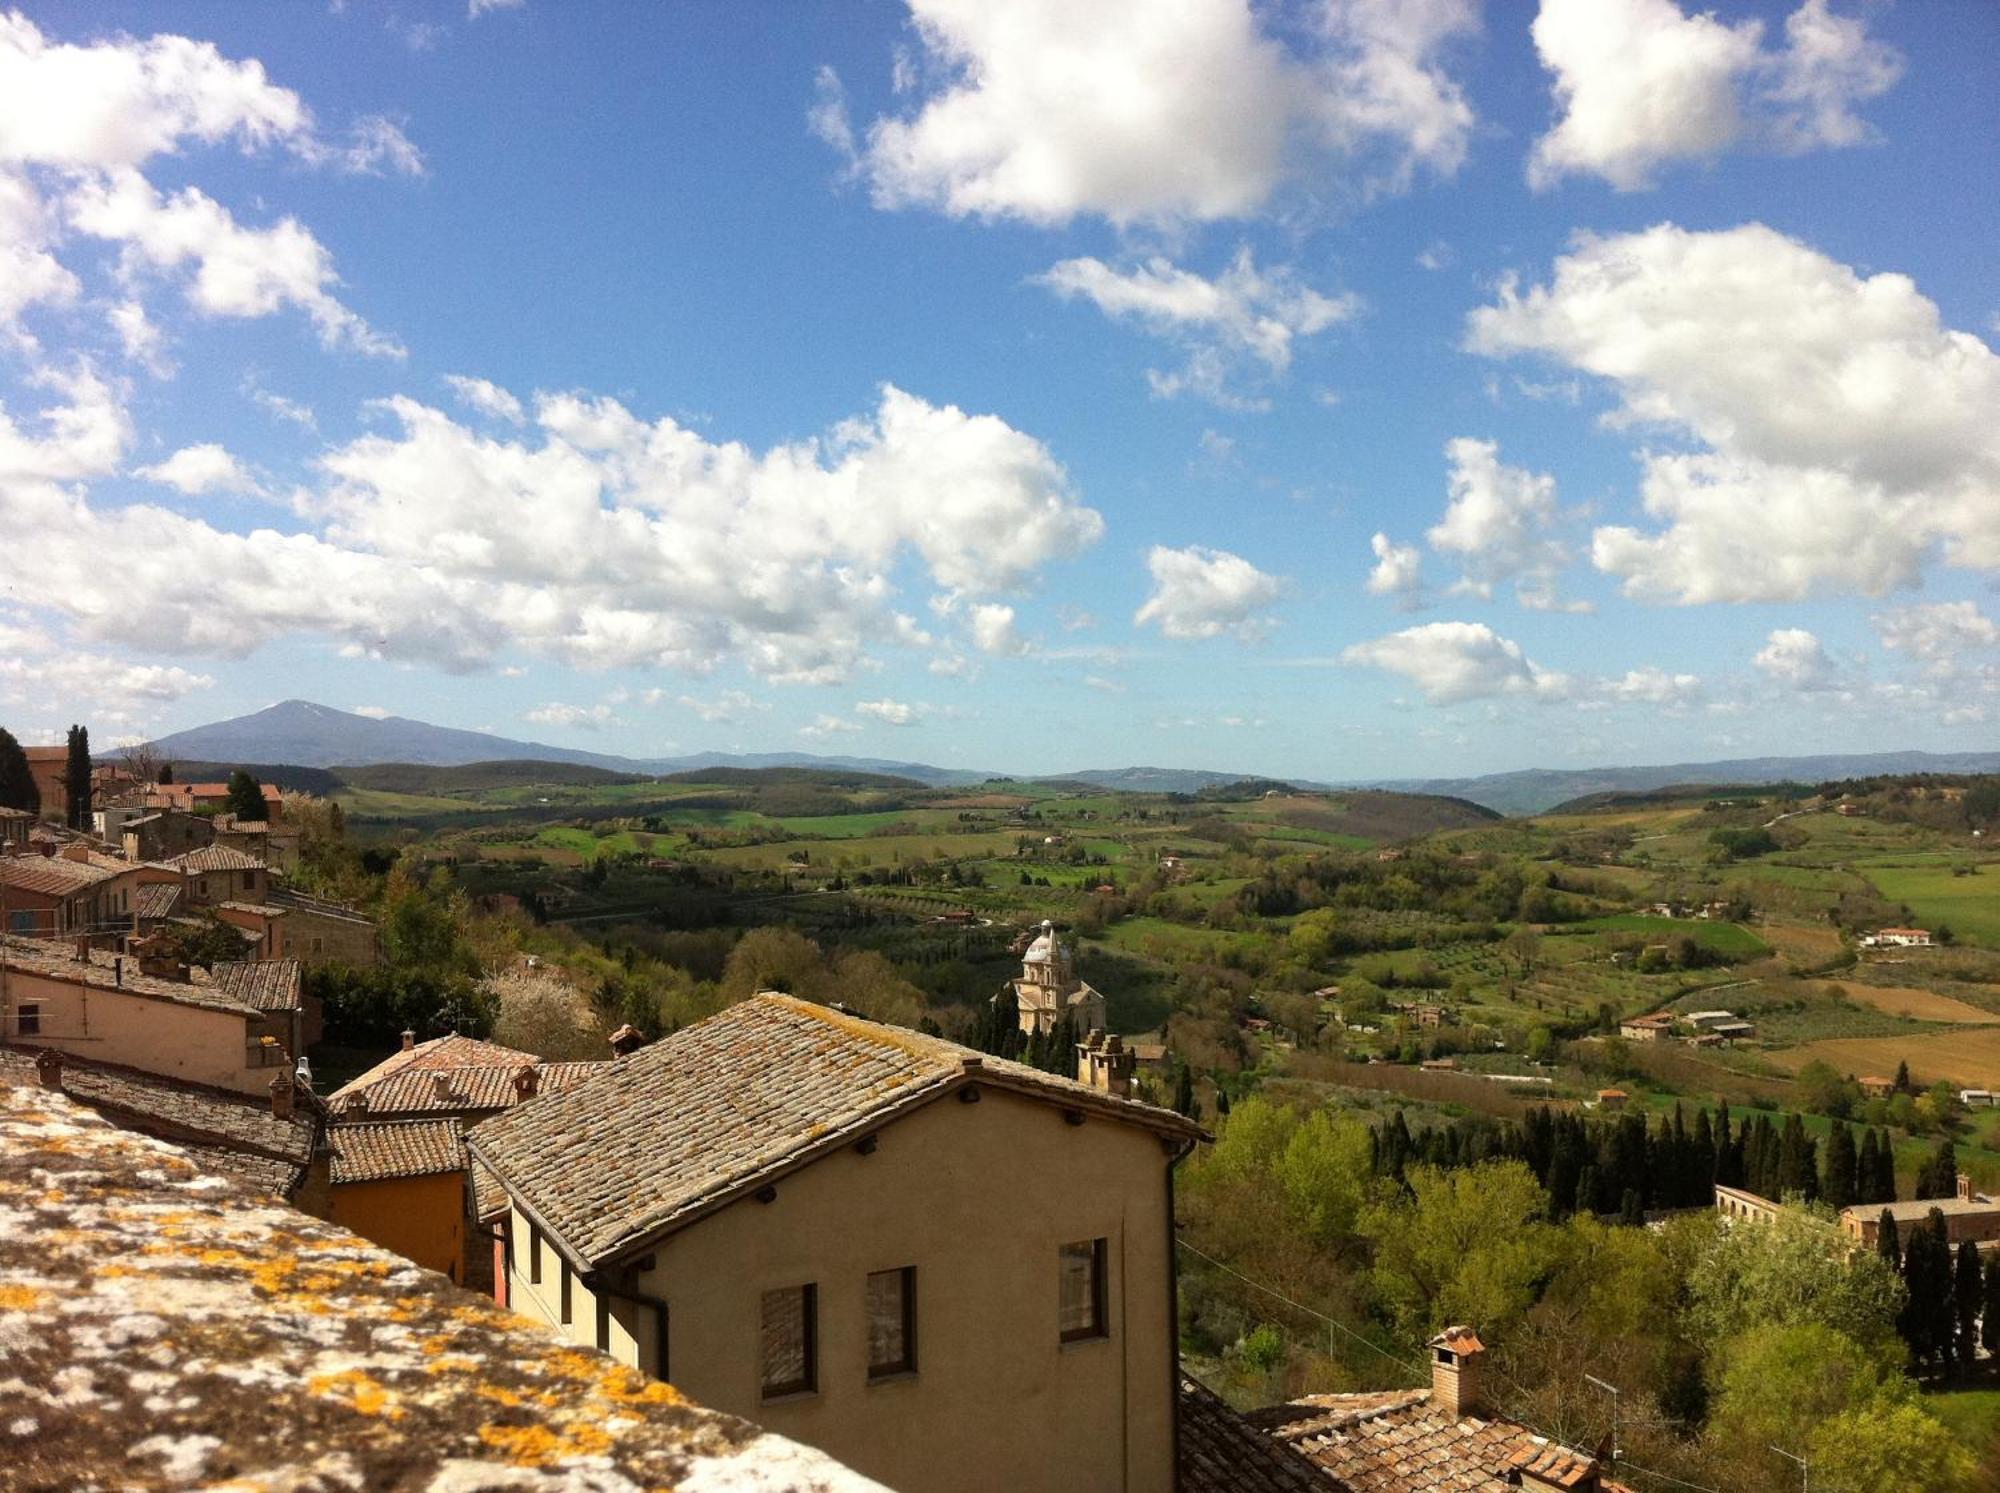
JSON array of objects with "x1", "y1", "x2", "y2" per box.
[{"x1": 0, "y1": 0, "x2": 1995, "y2": 779}]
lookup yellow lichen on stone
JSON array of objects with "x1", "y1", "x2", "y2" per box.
[
  {"x1": 477, "y1": 1420, "x2": 615, "y2": 1466},
  {"x1": 0, "y1": 1284, "x2": 43, "y2": 1311},
  {"x1": 308, "y1": 1368, "x2": 405, "y2": 1420}
]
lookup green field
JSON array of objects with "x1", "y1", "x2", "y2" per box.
[
  {"x1": 1862, "y1": 862, "x2": 2000, "y2": 945},
  {"x1": 1557, "y1": 914, "x2": 1772, "y2": 959}
]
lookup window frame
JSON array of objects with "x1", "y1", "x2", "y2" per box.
[
  {"x1": 865, "y1": 1266, "x2": 918, "y2": 1382},
  {"x1": 16, "y1": 1003, "x2": 40, "y2": 1038},
  {"x1": 1058, "y1": 1237, "x2": 1109, "y2": 1344},
  {"x1": 759, "y1": 1282, "x2": 818, "y2": 1401}
]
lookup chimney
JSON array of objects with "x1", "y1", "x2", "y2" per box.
[
  {"x1": 1075, "y1": 1027, "x2": 1104, "y2": 1085},
  {"x1": 512, "y1": 1065, "x2": 540, "y2": 1101},
  {"x1": 1958, "y1": 1172, "x2": 1974, "y2": 1203},
  {"x1": 73, "y1": 935, "x2": 90, "y2": 963},
  {"x1": 609, "y1": 1023, "x2": 646, "y2": 1057},
  {"x1": 35, "y1": 1048, "x2": 64, "y2": 1091},
  {"x1": 1074, "y1": 1028, "x2": 1134, "y2": 1099},
  {"x1": 1427, "y1": 1326, "x2": 1485, "y2": 1418},
  {"x1": 270, "y1": 1072, "x2": 295, "y2": 1122},
  {"x1": 400, "y1": 1029, "x2": 416, "y2": 1052},
  {"x1": 431, "y1": 1071, "x2": 455, "y2": 1102},
  {"x1": 60, "y1": 843, "x2": 90, "y2": 863}
]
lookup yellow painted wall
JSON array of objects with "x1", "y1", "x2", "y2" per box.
[
  {"x1": 4, "y1": 968, "x2": 268, "y2": 1094},
  {"x1": 502, "y1": 1086, "x2": 1179, "y2": 1493},
  {"x1": 330, "y1": 1172, "x2": 466, "y2": 1282}
]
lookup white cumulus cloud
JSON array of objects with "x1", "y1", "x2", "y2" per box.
[
  {"x1": 1752, "y1": 627, "x2": 1839, "y2": 691},
  {"x1": 1527, "y1": 0, "x2": 1900, "y2": 191},
  {"x1": 1037, "y1": 247, "x2": 1357, "y2": 405},
  {"x1": 135, "y1": 441, "x2": 260, "y2": 496},
  {"x1": 1365, "y1": 532, "x2": 1424, "y2": 610},
  {"x1": 855, "y1": 698, "x2": 923, "y2": 726},
  {"x1": 1426, "y1": 437, "x2": 1580, "y2": 611},
  {"x1": 826, "y1": 0, "x2": 1476, "y2": 229},
  {"x1": 1134, "y1": 544, "x2": 1284, "y2": 642},
  {"x1": 444, "y1": 374, "x2": 526, "y2": 424},
  {"x1": 523, "y1": 702, "x2": 614, "y2": 730},
  {"x1": 1873, "y1": 602, "x2": 1999, "y2": 668},
  {"x1": 1342, "y1": 620, "x2": 1570, "y2": 704},
  {"x1": 968, "y1": 602, "x2": 1029, "y2": 657},
  {"x1": 1469, "y1": 223, "x2": 2000, "y2": 604}
]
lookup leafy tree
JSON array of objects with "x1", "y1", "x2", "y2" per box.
[
  {"x1": 159, "y1": 913, "x2": 255, "y2": 971},
  {"x1": 1795, "y1": 1059, "x2": 1854, "y2": 1118},
  {"x1": 224, "y1": 768, "x2": 269, "y2": 821},
  {"x1": 1708, "y1": 1322, "x2": 1905, "y2": 1461},
  {"x1": 0, "y1": 726, "x2": 37, "y2": 813},
  {"x1": 1807, "y1": 1400, "x2": 1975, "y2": 1493},
  {"x1": 64, "y1": 723, "x2": 91, "y2": 829},
  {"x1": 1173, "y1": 1063, "x2": 1196, "y2": 1118},
  {"x1": 1358, "y1": 1160, "x2": 1558, "y2": 1340},
  {"x1": 1687, "y1": 1206, "x2": 1904, "y2": 1360}
]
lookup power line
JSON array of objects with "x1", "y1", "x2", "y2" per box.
[{"x1": 1174, "y1": 1237, "x2": 1426, "y2": 1377}]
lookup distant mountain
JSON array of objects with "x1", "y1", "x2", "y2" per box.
[
  {"x1": 146, "y1": 701, "x2": 646, "y2": 772},
  {"x1": 1377, "y1": 751, "x2": 2000, "y2": 817},
  {"x1": 1055, "y1": 766, "x2": 1335, "y2": 795},
  {"x1": 143, "y1": 701, "x2": 993, "y2": 786}
]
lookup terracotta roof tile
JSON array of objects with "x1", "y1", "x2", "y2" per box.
[
  {"x1": 0, "y1": 1083, "x2": 886, "y2": 1492},
  {"x1": 133, "y1": 881, "x2": 182, "y2": 920},
  {"x1": 0, "y1": 855, "x2": 113, "y2": 896},
  {"x1": 161, "y1": 844, "x2": 265, "y2": 874},
  {"x1": 0, "y1": 934, "x2": 260, "y2": 1017},
  {"x1": 341, "y1": 1059, "x2": 605, "y2": 1117},
  {"x1": 470, "y1": 992, "x2": 1205, "y2": 1268},
  {"x1": 1179, "y1": 1377, "x2": 1332, "y2": 1493},
  {"x1": 328, "y1": 1118, "x2": 465, "y2": 1184},
  {"x1": 211, "y1": 957, "x2": 304, "y2": 1012}
]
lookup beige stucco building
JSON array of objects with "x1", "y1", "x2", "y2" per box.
[
  {"x1": 1, "y1": 935, "x2": 295, "y2": 1096},
  {"x1": 1008, "y1": 920, "x2": 1106, "y2": 1036},
  {"x1": 470, "y1": 994, "x2": 1202, "y2": 1493}
]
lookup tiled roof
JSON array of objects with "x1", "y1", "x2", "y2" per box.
[
  {"x1": 162, "y1": 844, "x2": 265, "y2": 873},
  {"x1": 269, "y1": 885, "x2": 375, "y2": 924},
  {"x1": 0, "y1": 1083, "x2": 887, "y2": 1493},
  {"x1": 0, "y1": 934, "x2": 260, "y2": 1017},
  {"x1": 472, "y1": 1155, "x2": 509, "y2": 1222},
  {"x1": 1179, "y1": 1377, "x2": 1329, "y2": 1493},
  {"x1": 0, "y1": 1046, "x2": 312, "y2": 1189},
  {"x1": 0, "y1": 855, "x2": 113, "y2": 896},
  {"x1": 133, "y1": 881, "x2": 182, "y2": 920},
  {"x1": 341, "y1": 1059, "x2": 605, "y2": 1117},
  {"x1": 0, "y1": 806, "x2": 35, "y2": 821},
  {"x1": 1249, "y1": 1392, "x2": 1633, "y2": 1493},
  {"x1": 328, "y1": 1118, "x2": 465, "y2": 1184},
  {"x1": 1846, "y1": 1196, "x2": 2000, "y2": 1222},
  {"x1": 470, "y1": 992, "x2": 1206, "y2": 1268},
  {"x1": 216, "y1": 899, "x2": 288, "y2": 916},
  {"x1": 328, "y1": 1032, "x2": 544, "y2": 1102},
  {"x1": 211, "y1": 957, "x2": 304, "y2": 1012}
]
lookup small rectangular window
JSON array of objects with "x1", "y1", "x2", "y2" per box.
[
  {"x1": 1059, "y1": 1239, "x2": 1107, "y2": 1342},
  {"x1": 866, "y1": 1267, "x2": 917, "y2": 1380},
  {"x1": 17, "y1": 1004, "x2": 40, "y2": 1037},
  {"x1": 760, "y1": 1284, "x2": 817, "y2": 1399}
]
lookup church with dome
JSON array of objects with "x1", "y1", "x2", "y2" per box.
[{"x1": 1005, "y1": 920, "x2": 1106, "y2": 1036}]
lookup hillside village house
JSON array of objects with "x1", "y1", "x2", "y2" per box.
[
  {"x1": 270, "y1": 886, "x2": 382, "y2": 966},
  {"x1": 1, "y1": 935, "x2": 297, "y2": 1095},
  {"x1": 1861, "y1": 927, "x2": 1933, "y2": 948},
  {"x1": 325, "y1": 1118, "x2": 471, "y2": 1282},
  {"x1": 1618, "y1": 1012, "x2": 1676, "y2": 1042},
  {"x1": 1006, "y1": 919, "x2": 1107, "y2": 1036},
  {"x1": 0, "y1": 845, "x2": 146, "y2": 937},
  {"x1": 23, "y1": 744, "x2": 67, "y2": 820},
  {"x1": 163, "y1": 843, "x2": 271, "y2": 906},
  {"x1": 469, "y1": 994, "x2": 1204, "y2": 1493},
  {"x1": 1248, "y1": 1327, "x2": 1635, "y2": 1493},
  {"x1": 147, "y1": 779, "x2": 286, "y2": 820},
  {"x1": 122, "y1": 807, "x2": 216, "y2": 863}
]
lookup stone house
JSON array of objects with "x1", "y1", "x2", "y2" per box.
[
  {"x1": 1, "y1": 934, "x2": 296, "y2": 1095},
  {"x1": 469, "y1": 994, "x2": 1204, "y2": 1493},
  {"x1": 122, "y1": 808, "x2": 215, "y2": 863},
  {"x1": 162, "y1": 844, "x2": 269, "y2": 906},
  {"x1": 326, "y1": 1118, "x2": 471, "y2": 1283},
  {"x1": 1841, "y1": 1175, "x2": 2000, "y2": 1254},
  {"x1": 269, "y1": 886, "x2": 381, "y2": 967}
]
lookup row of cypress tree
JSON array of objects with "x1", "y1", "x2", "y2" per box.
[
  {"x1": 1370, "y1": 1103, "x2": 1921, "y2": 1218},
  {"x1": 1878, "y1": 1207, "x2": 2000, "y2": 1374}
]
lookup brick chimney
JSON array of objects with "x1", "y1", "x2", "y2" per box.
[
  {"x1": 270, "y1": 1071, "x2": 295, "y2": 1122},
  {"x1": 35, "y1": 1048, "x2": 63, "y2": 1090},
  {"x1": 1075, "y1": 1029, "x2": 1134, "y2": 1099},
  {"x1": 400, "y1": 1029, "x2": 416, "y2": 1051},
  {"x1": 1427, "y1": 1326, "x2": 1485, "y2": 1418},
  {"x1": 512, "y1": 1064, "x2": 540, "y2": 1101},
  {"x1": 609, "y1": 1023, "x2": 646, "y2": 1057},
  {"x1": 431, "y1": 1071, "x2": 455, "y2": 1102}
]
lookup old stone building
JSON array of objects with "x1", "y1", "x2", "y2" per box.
[
  {"x1": 1007, "y1": 919, "x2": 1106, "y2": 1036},
  {"x1": 470, "y1": 993, "x2": 1203, "y2": 1493}
]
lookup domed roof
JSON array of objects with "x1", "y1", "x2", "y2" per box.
[{"x1": 1022, "y1": 919, "x2": 1067, "y2": 964}]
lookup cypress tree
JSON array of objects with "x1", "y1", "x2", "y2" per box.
[
  {"x1": 1928, "y1": 1211, "x2": 1958, "y2": 1372},
  {"x1": 1955, "y1": 1240, "x2": 1982, "y2": 1373},
  {"x1": 1619, "y1": 1187, "x2": 1645, "y2": 1227},
  {"x1": 1874, "y1": 1129, "x2": 1899, "y2": 1203},
  {"x1": 1857, "y1": 1129, "x2": 1880, "y2": 1206},
  {"x1": 63, "y1": 723, "x2": 91, "y2": 830},
  {"x1": 158, "y1": 761, "x2": 174, "y2": 785},
  {"x1": 1824, "y1": 1120, "x2": 1856, "y2": 1211},
  {"x1": 1984, "y1": 1245, "x2": 2000, "y2": 1355},
  {"x1": 1691, "y1": 1107, "x2": 1715, "y2": 1200},
  {"x1": 1876, "y1": 1209, "x2": 1900, "y2": 1271},
  {"x1": 1172, "y1": 1064, "x2": 1196, "y2": 1118},
  {"x1": 1894, "y1": 1059, "x2": 1912, "y2": 1094},
  {"x1": 1213, "y1": 1082, "x2": 1229, "y2": 1116},
  {"x1": 225, "y1": 768, "x2": 269, "y2": 822},
  {"x1": 1898, "y1": 1224, "x2": 1933, "y2": 1365},
  {"x1": 1575, "y1": 1163, "x2": 1600, "y2": 1218},
  {"x1": 0, "y1": 726, "x2": 37, "y2": 814}
]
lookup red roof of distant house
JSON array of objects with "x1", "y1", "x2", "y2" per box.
[{"x1": 1597, "y1": 1088, "x2": 1628, "y2": 1099}]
